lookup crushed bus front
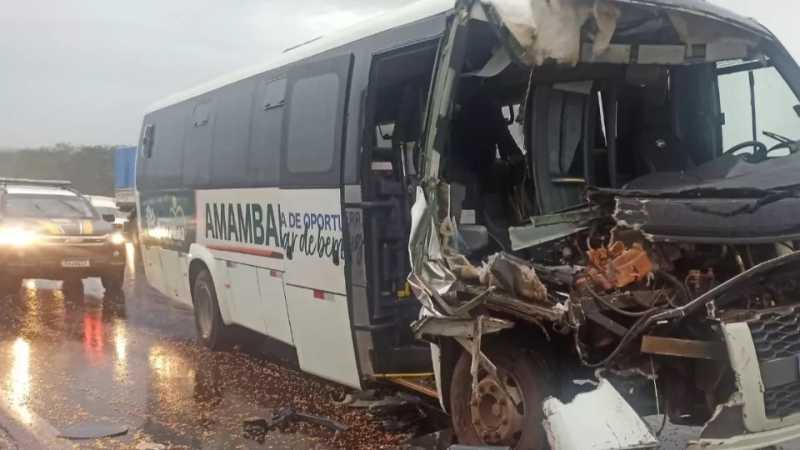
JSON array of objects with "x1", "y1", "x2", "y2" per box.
[{"x1": 409, "y1": 0, "x2": 800, "y2": 448}]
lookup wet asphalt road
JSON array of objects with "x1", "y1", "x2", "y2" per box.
[
  {"x1": 0, "y1": 246, "x2": 795, "y2": 450},
  {"x1": 0, "y1": 247, "x2": 412, "y2": 450}
]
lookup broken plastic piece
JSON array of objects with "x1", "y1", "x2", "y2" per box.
[{"x1": 543, "y1": 379, "x2": 657, "y2": 450}]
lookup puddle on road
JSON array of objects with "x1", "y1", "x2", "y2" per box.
[{"x1": 0, "y1": 276, "x2": 421, "y2": 450}]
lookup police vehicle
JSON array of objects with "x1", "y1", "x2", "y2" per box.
[{"x1": 0, "y1": 178, "x2": 126, "y2": 294}]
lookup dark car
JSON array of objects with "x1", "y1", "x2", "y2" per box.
[{"x1": 0, "y1": 178, "x2": 126, "y2": 294}]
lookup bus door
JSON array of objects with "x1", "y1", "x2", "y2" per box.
[
  {"x1": 279, "y1": 54, "x2": 360, "y2": 388},
  {"x1": 355, "y1": 42, "x2": 439, "y2": 375}
]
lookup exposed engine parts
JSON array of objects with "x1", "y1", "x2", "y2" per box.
[{"x1": 580, "y1": 241, "x2": 653, "y2": 291}]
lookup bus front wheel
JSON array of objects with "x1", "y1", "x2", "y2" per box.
[
  {"x1": 450, "y1": 344, "x2": 551, "y2": 450},
  {"x1": 192, "y1": 269, "x2": 236, "y2": 351}
]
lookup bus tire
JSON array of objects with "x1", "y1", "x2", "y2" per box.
[
  {"x1": 450, "y1": 344, "x2": 550, "y2": 450},
  {"x1": 191, "y1": 268, "x2": 235, "y2": 351}
]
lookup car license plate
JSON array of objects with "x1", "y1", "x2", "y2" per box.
[{"x1": 61, "y1": 259, "x2": 90, "y2": 268}]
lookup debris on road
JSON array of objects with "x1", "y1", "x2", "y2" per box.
[
  {"x1": 56, "y1": 422, "x2": 128, "y2": 440},
  {"x1": 243, "y1": 407, "x2": 349, "y2": 442}
]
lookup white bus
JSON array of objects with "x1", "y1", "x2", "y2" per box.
[{"x1": 138, "y1": 0, "x2": 800, "y2": 448}]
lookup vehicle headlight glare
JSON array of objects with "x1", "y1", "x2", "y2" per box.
[
  {"x1": 109, "y1": 232, "x2": 126, "y2": 245},
  {"x1": 0, "y1": 227, "x2": 39, "y2": 247}
]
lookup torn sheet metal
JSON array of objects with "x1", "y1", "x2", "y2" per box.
[
  {"x1": 412, "y1": 315, "x2": 514, "y2": 339},
  {"x1": 408, "y1": 186, "x2": 458, "y2": 314},
  {"x1": 509, "y1": 207, "x2": 599, "y2": 251},
  {"x1": 485, "y1": 0, "x2": 619, "y2": 66},
  {"x1": 509, "y1": 222, "x2": 589, "y2": 251},
  {"x1": 543, "y1": 379, "x2": 658, "y2": 450},
  {"x1": 480, "y1": 253, "x2": 548, "y2": 303}
]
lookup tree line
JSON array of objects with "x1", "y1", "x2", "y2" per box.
[{"x1": 0, "y1": 143, "x2": 117, "y2": 196}]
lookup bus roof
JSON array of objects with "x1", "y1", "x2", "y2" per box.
[
  {"x1": 145, "y1": 0, "x2": 453, "y2": 115},
  {"x1": 145, "y1": 0, "x2": 771, "y2": 116}
]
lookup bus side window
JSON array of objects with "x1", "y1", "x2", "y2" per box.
[
  {"x1": 286, "y1": 73, "x2": 340, "y2": 174},
  {"x1": 144, "y1": 106, "x2": 187, "y2": 188},
  {"x1": 281, "y1": 54, "x2": 352, "y2": 188},
  {"x1": 248, "y1": 76, "x2": 285, "y2": 186},
  {"x1": 183, "y1": 99, "x2": 214, "y2": 187},
  {"x1": 210, "y1": 79, "x2": 256, "y2": 187}
]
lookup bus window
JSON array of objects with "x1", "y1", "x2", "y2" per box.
[
  {"x1": 183, "y1": 99, "x2": 213, "y2": 187},
  {"x1": 281, "y1": 54, "x2": 352, "y2": 188},
  {"x1": 248, "y1": 76, "x2": 285, "y2": 186},
  {"x1": 144, "y1": 106, "x2": 186, "y2": 188},
  {"x1": 286, "y1": 73, "x2": 340, "y2": 174},
  {"x1": 211, "y1": 80, "x2": 255, "y2": 187}
]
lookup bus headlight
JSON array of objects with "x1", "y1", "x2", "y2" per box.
[
  {"x1": 109, "y1": 232, "x2": 126, "y2": 245},
  {"x1": 0, "y1": 227, "x2": 39, "y2": 247}
]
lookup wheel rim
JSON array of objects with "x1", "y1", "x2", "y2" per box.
[
  {"x1": 194, "y1": 280, "x2": 214, "y2": 341},
  {"x1": 470, "y1": 369, "x2": 526, "y2": 446}
]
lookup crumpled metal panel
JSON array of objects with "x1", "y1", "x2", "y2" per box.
[
  {"x1": 408, "y1": 185, "x2": 458, "y2": 315},
  {"x1": 486, "y1": 0, "x2": 619, "y2": 66}
]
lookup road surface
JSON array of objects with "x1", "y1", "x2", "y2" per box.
[{"x1": 0, "y1": 247, "x2": 406, "y2": 450}]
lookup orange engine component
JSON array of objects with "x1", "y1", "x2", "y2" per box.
[{"x1": 583, "y1": 241, "x2": 654, "y2": 291}]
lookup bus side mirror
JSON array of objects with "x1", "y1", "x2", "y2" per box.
[
  {"x1": 102, "y1": 214, "x2": 116, "y2": 223},
  {"x1": 794, "y1": 104, "x2": 800, "y2": 118}
]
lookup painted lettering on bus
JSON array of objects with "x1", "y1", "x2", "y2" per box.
[{"x1": 203, "y1": 202, "x2": 343, "y2": 265}]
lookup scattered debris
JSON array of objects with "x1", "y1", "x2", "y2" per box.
[
  {"x1": 243, "y1": 407, "x2": 349, "y2": 442},
  {"x1": 57, "y1": 422, "x2": 128, "y2": 440},
  {"x1": 134, "y1": 442, "x2": 166, "y2": 450},
  {"x1": 333, "y1": 389, "x2": 379, "y2": 408}
]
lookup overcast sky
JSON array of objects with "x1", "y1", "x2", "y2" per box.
[{"x1": 0, "y1": 0, "x2": 798, "y2": 149}]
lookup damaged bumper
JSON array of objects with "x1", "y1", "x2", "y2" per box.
[
  {"x1": 686, "y1": 320, "x2": 800, "y2": 449},
  {"x1": 542, "y1": 318, "x2": 800, "y2": 450},
  {"x1": 540, "y1": 320, "x2": 800, "y2": 450}
]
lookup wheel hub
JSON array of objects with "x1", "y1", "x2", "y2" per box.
[{"x1": 470, "y1": 375, "x2": 524, "y2": 445}]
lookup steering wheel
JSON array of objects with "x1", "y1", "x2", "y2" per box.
[{"x1": 724, "y1": 140, "x2": 769, "y2": 162}]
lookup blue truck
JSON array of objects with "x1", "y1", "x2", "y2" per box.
[{"x1": 114, "y1": 146, "x2": 137, "y2": 211}]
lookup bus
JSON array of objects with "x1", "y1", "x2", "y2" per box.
[{"x1": 137, "y1": 0, "x2": 800, "y2": 448}]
